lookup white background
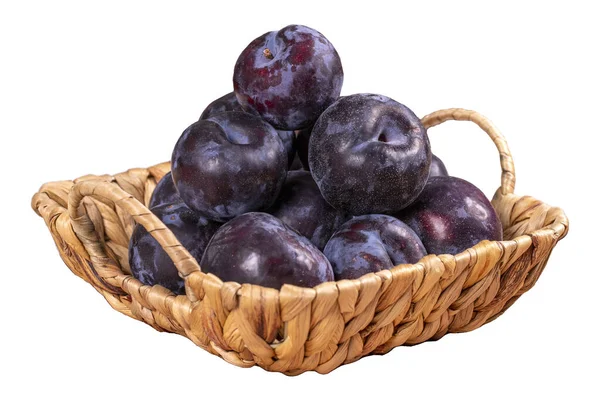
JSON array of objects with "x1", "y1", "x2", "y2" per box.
[{"x1": 2, "y1": 1, "x2": 598, "y2": 399}]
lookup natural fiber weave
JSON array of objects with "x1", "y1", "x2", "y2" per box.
[{"x1": 32, "y1": 109, "x2": 568, "y2": 375}]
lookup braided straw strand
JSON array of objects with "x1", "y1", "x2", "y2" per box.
[{"x1": 422, "y1": 108, "x2": 515, "y2": 195}]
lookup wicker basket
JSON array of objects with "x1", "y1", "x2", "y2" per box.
[{"x1": 31, "y1": 108, "x2": 568, "y2": 375}]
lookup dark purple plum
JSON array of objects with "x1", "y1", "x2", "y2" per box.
[
  {"x1": 295, "y1": 128, "x2": 311, "y2": 170},
  {"x1": 201, "y1": 212, "x2": 334, "y2": 289},
  {"x1": 309, "y1": 94, "x2": 431, "y2": 215},
  {"x1": 429, "y1": 154, "x2": 448, "y2": 178},
  {"x1": 323, "y1": 215, "x2": 426, "y2": 280},
  {"x1": 171, "y1": 111, "x2": 287, "y2": 222},
  {"x1": 395, "y1": 176, "x2": 503, "y2": 255},
  {"x1": 233, "y1": 24, "x2": 343, "y2": 130},
  {"x1": 199, "y1": 91, "x2": 246, "y2": 120},
  {"x1": 268, "y1": 171, "x2": 348, "y2": 250},
  {"x1": 199, "y1": 92, "x2": 296, "y2": 167},
  {"x1": 277, "y1": 129, "x2": 297, "y2": 169},
  {"x1": 129, "y1": 203, "x2": 221, "y2": 294},
  {"x1": 148, "y1": 172, "x2": 181, "y2": 209}
]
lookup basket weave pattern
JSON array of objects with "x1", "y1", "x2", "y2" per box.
[{"x1": 32, "y1": 109, "x2": 568, "y2": 375}]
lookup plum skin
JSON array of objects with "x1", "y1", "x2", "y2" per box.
[
  {"x1": 148, "y1": 172, "x2": 181, "y2": 209},
  {"x1": 199, "y1": 92, "x2": 296, "y2": 168},
  {"x1": 295, "y1": 128, "x2": 311, "y2": 171},
  {"x1": 200, "y1": 212, "x2": 334, "y2": 289},
  {"x1": 309, "y1": 94, "x2": 431, "y2": 215},
  {"x1": 429, "y1": 154, "x2": 448, "y2": 178},
  {"x1": 323, "y1": 214, "x2": 426, "y2": 280},
  {"x1": 267, "y1": 170, "x2": 348, "y2": 250},
  {"x1": 129, "y1": 203, "x2": 221, "y2": 294},
  {"x1": 233, "y1": 24, "x2": 343, "y2": 131},
  {"x1": 171, "y1": 111, "x2": 287, "y2": 222},
  {"x1": 395, "y1": 176, "x2": 503, "y2": 255}
]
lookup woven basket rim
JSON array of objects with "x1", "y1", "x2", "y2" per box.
[{"x1": 37, "y1": 173, "x2": 567, "y2": 295}]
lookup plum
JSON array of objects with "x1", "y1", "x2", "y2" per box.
[
  {"x1": 395, "y1": 176, "x2": 503, "y2": 255},
  {"x1": 233, "y1": 24, "x2": 343, "y2": 130},
  {"x1": 148, "y1": 172, "x2": 181, "y2": 209},
  {"x1": 295, "y1": 127, "x2": 311, "y2": 171},
  {"x1": 129, "y1": 203, "x2": 221, "y2": 294},
  {"x1": 199, "y1": 91, "x2": 247, "y2": 120},
  {"x1": 199, "y1": 92, "x2": 296, "y2": 167},
  {"x1": 268, "y1": 170, "x2": 348, "y2": 250},
  {"x1": 200, "y1": 212, "x2": 334, "y2": 289},
  {"x1": 309, "y1": 94, "x2": 431, "y2": 215},
  {"x1": 323, "y1": 215, "x2": 426, "y2": 280},
  {"x1": 171, "y1": 111, "x2": 287, "y2": 222},
  {"x1": 429, "y1": 154, "x2": 448, "y2": 178}
]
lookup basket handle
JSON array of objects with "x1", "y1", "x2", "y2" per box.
[
  {"x1": 421, "y1": 108, "x2": 515, "y2": 195},
  {"x1": 68, "y1": 179, "x2": 201, "y2": 293}
]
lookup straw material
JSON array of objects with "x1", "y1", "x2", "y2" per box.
[{"x1": 31, "y1": 108, "x2": 568, "y2": 375}]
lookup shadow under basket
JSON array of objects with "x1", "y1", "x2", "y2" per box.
[{"x1": 32, "y1": 108, "x2": 568, "y2": 375}]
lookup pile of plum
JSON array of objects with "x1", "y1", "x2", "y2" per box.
[{"x1": 129, "y1": 25, "x2": 503, "y2": 294}]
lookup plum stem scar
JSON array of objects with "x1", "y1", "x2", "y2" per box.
[{"x1": 263, "y1": 48, "x2": 274, "y2": 60}]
